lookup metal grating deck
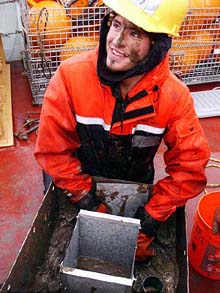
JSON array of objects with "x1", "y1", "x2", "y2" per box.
[{"x1": 191, "y1": 88, "x2": 220, "y2": 118}]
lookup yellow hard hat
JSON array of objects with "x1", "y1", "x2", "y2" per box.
[{"x1": 102, "y1": 0, "x2": 188, "y2": 36}]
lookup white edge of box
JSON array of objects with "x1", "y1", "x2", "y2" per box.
[
  {"x1": 79, "y1": 209, "x2": 141, "y2": 227},
  {"x1": 61, "y1": 267, "x2": 134, "y2": 286}
]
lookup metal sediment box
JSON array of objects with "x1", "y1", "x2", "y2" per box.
[{"x1": 60, "y1": 210, "x2": 140, "y2": 293}]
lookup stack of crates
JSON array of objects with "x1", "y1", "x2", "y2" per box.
[{"x1": 20, "y1": 0, "x2": 220, "y2": 104}]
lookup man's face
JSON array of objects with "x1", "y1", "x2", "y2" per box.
[{"x1": 106, "y1": 15, "x2": 153, "y2": 72}]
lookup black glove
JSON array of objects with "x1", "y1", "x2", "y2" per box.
[
  {"x1": 76, "y1": 183, "x2": 108, "y2": 213},
  {"x1": 123, "y1": 188, "x2": 152, "y2": 218},
  {"x1": 76, "y1": 190, "x2": 102, "y2": 211},
  {"x1": 135, "y1": 206, "x2": 162, "y2": 237},
  {"x1": 64, "y1": 183, "x2": 109, "y2": 213}
]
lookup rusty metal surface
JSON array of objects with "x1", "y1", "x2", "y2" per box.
[{"x1": 0, "y1": 186, "x2": 58, "y2": 292}]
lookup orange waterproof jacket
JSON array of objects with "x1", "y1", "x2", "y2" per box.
[{"x1": 35, "y1": 48, "x2": 210, "y2": 223}]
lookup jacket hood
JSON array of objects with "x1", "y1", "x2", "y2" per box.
[{"x1": 97, "y1": 13, "x2": 172, "y2": 86}]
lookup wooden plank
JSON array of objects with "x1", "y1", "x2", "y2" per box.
[{"x1": 0, "y1": 36, "x2": 13, "y2": 147}]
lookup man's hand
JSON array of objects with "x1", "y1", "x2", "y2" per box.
[
  {"x1": 135, "y1": 206, "x2": 162, "y2": 237},
  {"x1": 134, "y1": 206, "x2": 162, "y2": 262},
  {"x1": 135, "y1": 232, "x2": 154, "y2": 262},
  {"x1": 212, "y1": 207, "x2": 220, "y2": 235},
  {"x1": 76, "y1": 190, "x2": 108, "y2": 213}
]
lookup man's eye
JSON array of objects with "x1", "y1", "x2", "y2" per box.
[
  {"x1": 131, "y1": 31, "x2": 140, "y2": 38},
  {"x1": 112, "y1": 22, "x2": 120, "y2": 30}
]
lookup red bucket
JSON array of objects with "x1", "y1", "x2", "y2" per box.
[{"x1": 188, "y1": 191, "x2": 220, "y2": 279}]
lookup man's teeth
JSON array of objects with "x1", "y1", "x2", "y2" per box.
[{"x1": 112, "y1": 49, "x2": 124, "y2": 57}]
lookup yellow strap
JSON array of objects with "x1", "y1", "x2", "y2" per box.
[{"x1": 205, "y1": 157, "x2": 220, "y2": 190}]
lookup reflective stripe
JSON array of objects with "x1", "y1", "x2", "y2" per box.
[
  {"x1": 132, "y1": 124, "x2": 165, "y2": 135},
  {"x1": 75, "y1": 114, "x2": 111, "y2": 131},
  {"x1": 75, "y1": 115, "x2": 165, "y2": 135}
]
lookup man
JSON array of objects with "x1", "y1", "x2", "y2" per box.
[{"x1": 34, "y1": 0, "x2": 210, "y2": 261}]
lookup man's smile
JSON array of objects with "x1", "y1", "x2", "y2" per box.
[{"x1": 111, "y1": 47, "x2": 128, "y2": 58}]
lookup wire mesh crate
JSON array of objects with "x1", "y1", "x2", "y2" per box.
[
  {"x1": 20, "y1": 0, "x2": 109, "y2": 104},
  {"x1": 170, "y1": 7, "x2": 220, "y2": 85},
  {"x1": 20, "y1": 1, "x2": 220, "y2": 104}
]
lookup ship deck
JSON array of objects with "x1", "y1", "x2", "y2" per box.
[{"x1": 0, "y1": 61, "x2": 220, "y2": 292}]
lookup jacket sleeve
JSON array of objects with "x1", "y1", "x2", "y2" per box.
[
  {"x1": 34, "y1": 64, "x2": 92, "y2": 202},
  {"x1": 145, "y1": 86, "x2": 210, "y2": 223}
]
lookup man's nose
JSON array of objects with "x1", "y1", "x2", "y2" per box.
[{"x1": 114, "y1": 31, "x2": 126, "y2": 46}]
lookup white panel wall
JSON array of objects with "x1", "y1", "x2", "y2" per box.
[{"x1": 0, "y1": 0, "x2": 24, "y2": 62}]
